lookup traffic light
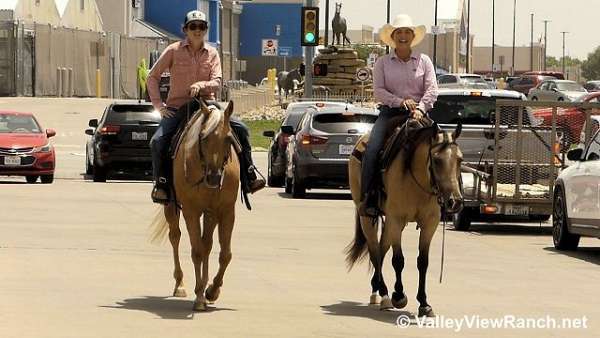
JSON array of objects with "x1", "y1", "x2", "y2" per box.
[
  {"x1": 313, "y1": 63, "x2": 328, "y2": 77},
  {"x1": 301, "y1": 7, "x2": 319, "y2": 46}
]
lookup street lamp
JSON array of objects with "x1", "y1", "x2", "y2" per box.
[
  {"x1": 542, "y1": 20, "x2": 551, "y2": 71},
  {"x1": 433, "y1": 0, "x2": 438, "y2": 69},
  {"x1": 530, "y1": 13, "x2": 534, "y2": 71},
  {"x1": 386, "y1": 0, "x2": 391, "y2": 53},
  {"x1": 561, "y1": 31, "x2": 569, "y2": 76}
]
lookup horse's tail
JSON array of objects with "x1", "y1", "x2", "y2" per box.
[
  {"x1": 149, "y1": 204, "x2": 175, "y2": 244},
  {"x1": 344, "y1": 211, "x2": 368, "y2": 270}
]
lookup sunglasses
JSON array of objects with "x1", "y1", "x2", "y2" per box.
[{"x1": 187, "y1": 22, "x2": 208, "y2": 31}]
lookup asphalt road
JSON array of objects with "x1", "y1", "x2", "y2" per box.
[{"x1": 1, "y1": 98, "x2": 598, "y2": 338}]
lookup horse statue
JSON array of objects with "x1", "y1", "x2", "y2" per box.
[
  {"x1": 346, "y1": 119, "x2": 463, "y2": 317},
  {"x1": 150, "y1": 100, "x2": 240, "y2": 311},
  {"x1": 277, "y1": 67, "x2": 303, "y2": 99},
  {"x1": 332, "y1": 3, "x2": 351, "y2": 46}
]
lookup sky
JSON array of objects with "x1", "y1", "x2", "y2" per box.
[{"x1": 317, "y1": 0, "x2": 598, "y2": 60}]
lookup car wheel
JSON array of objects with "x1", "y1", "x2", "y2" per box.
[
  {"x1": 453, "y1": 208, "x2": 473, "y2": 231},
  {"x1": 531, "y1": 96, "x2": 538, "y2": 101},
  {"x1": 268, "y1": 175, "x2": 284, "y2": 187},
  {"x1": 26, "y1": 175, "x2": 39, "y2": 184},
  {"x1": 85, "y1": 149, "x2": 93, "y2": 175},
  {"x1": 552, "y1": 188, "x2": 580, "y2": 250},
  {"x1": 291, "y1": 167, "x2": 306, "y2": 199},
  {"x1": 40, "y1": 175, "x2": 54, "y2": 184},
  {"x1": 558, "y1": 97, "x2": 564, "y2": 102},
  {"x1": 93, "y1": 162, "x2": 108, "y2": 182},
  {"x1": 284, "y1": 176, "x2": 293, "y2": 194}
]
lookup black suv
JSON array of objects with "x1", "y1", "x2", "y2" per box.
[{"x1": 85, "y1": 101, "x2": 160, "y2": 182}]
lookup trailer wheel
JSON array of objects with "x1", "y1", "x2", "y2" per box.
[{"x1": 453, "y1": 208, "x2": 473, "y2": 231}]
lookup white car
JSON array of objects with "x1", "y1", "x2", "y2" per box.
[{"x1": 553, "y1": 116, "x2": 600, "y2": 250}]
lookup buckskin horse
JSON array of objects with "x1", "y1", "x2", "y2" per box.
[
  {"x1": 346, "y1": 120, "x2": 463, "y2": 317},
  {"x1": 150, "y1": 100, "x2": 239, "y2": 311}
]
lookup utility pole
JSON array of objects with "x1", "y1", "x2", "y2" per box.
[
  {"x1": 561, "y1": 31, "x2": 569, "y2": 76},
  {"x1": 305, "y1": 0, "x2": 314, "y2": 98},
  {"x1": 433, "y1": 0, "x2": 438, "y2": 69},
  {"x1": 466, "y1": 0, "x2": 471, "y2": 73},
  {"x1": 492, "y1": 0, "x2": 495, "y2": 74},
  {"x1": 386, "y1": 0, "x2": 391, "y2": 53},
  {"x1": 511, "y1": 0, "x2": 516, "y2": 75},
  {"x1": 530, "y1": 13, "x2": 534, "y2": 71},
  {"x1": 543, "y1": 20, "x2": 550, "y2": 71},
  {"x1": 324, "y1": 0, "x2": 329, "y2": 46}
]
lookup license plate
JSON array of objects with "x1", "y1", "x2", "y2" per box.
[
  {"x1": 505, "y1": 204, "x2": 529, "y2": 216},
  {"x1": 132, "y1": 132, "x2": 148, "y2": 141},
  {"x1": 339, "y1": 144, "x2": 354, "y2": 155},
  {"x1": 4, "y1": 156, "x2": 21, "y2": 166}
]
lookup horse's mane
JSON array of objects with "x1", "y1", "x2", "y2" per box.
[
  {"x1": 199, "y1": 106, "x2": 224, "y2": 139},
  {"x1": 402, "y1": 125, "x2": 439, "y2": 173}
]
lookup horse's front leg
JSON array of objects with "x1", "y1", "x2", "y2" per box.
[
  {"x1": 166, "y1": 203, "x2": 186, "y2": 297},
  {"x1": 387, "y1": 215, "x2": 408, "y2": 309},
  {"x1": 416, "y1": 215, "x2": 439, "y2": 317},
  {"x1": 199, "y1": 213, "x2": 218, "y2": 304},
  {"x1": 205, "y1": 208, "x2": 235, "y2": 303},
  {"x1": 183, "y1": 210, "x2": 207, "y2": 311}
]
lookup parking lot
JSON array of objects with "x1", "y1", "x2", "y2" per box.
[{"x1": 0, "y1": 98, "x2": 598, "y2": 338}]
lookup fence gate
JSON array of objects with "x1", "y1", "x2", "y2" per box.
[{"x1": 0, "y1": 22, "x2": 15, "y2": 96}]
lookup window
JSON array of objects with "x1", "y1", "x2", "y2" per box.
[
  {"x1": 438, "y1": 75, "x2": 456, "y2": 84},
  {"x1": 105, "y1": 105, "x2": 160, "y2": 124},
  {"x1": 539, "y1": 82, "x2": 550, "y2": 91},
  {"x1": 557, "y1": 82, "x2": 586, "y2": 92},
  {"x1": 429, "y1": 96, "x2": 529, "y2": 125},
  {"x1": 521, "y1": 77, "x2": 534, "y2": 85},
  {"x1": 0, "y1": 114, "x2": 42, "y2": 134},
  {"x1": 312, "y1": 113, "x2": 377, "y2": 133}
]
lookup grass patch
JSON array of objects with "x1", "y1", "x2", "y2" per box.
[{"x1": 243, "y1": 119, "x2": 282, "y2": 151}]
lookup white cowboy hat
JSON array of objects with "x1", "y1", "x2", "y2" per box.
[{"x1": 379, "y1": 14, "x2": 426, "y2": 48}]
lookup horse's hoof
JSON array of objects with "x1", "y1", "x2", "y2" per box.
[
  {"x1": 369, "y1": 293, "x2": 380, "y2": 305},
  {"x1": 205, "y1": 284, "x2": 220, "y2": 303},
  {"x1": 193, "y1": 300, "x2": 208, "y2": 312},
  {"x1": 392, "y1": 292, "x2": 408, "y2": 309},
  {"x1": 380, "y1": 295, "x2": 393, "y2": 311},
  {"x1": 173, "y1": 287, "x2": 187, "y2": 298},
  {"x1": 418, "y1": 305, "x2": 435, "y2": 318}
]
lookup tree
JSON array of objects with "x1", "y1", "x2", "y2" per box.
[{"x1": 582, "y1": 47, "x2": 600, "y2": 80}]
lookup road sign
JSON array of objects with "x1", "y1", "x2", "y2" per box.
[
  {"x1": 431, "y1": 25, "x2": 445, "y2": 35},
  {"x1": 356, "y1": 67, "x2": 370, "y2": 82},
  {"x1": 262, "y1": 39, "x2": 278, "y2": 56},
  {"x1": 279, "y1": 46, "x2": 292, "y2": 57},
  {"x1": 367, "y1": 53, "x2": 378, "y2": 67}
]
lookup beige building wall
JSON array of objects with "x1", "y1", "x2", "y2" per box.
[
  {"x1": 4, "y1": 0, "x2": 61, "y2": 26},
  {"x1": 61, "y1": 0, "x2": 103, "y2": 32},
  {"x1": 473, "y1": 44, "x2": 544, "y2": 75}
]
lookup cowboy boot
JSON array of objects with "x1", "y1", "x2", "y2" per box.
[
  {"x1": 151, "y1": 159, "x2": 170, "y2": 204},
  {"x1": 242, "y1": 149, "x2": 265, "y2": 194}
]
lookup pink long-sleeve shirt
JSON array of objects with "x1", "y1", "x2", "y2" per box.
[
  {"x1": 147, "y1": 39, "x2": 222, "y2": 111},
  {"x1": 373, "y1": 51, "x2": 438, "y2": 112}
]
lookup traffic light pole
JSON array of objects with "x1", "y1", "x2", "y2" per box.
[{"x1": 304, "y1": 0, "x2": 314, "y2": 98}]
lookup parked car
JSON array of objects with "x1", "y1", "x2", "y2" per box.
[
  {"x1": 0, "y1": 111, "x2": 56, "y2": 183},
  {"x1": 528, "y1": 80, "x2": 588, "y2": 102},
  {"x1": 484, "y1": 77, "x2": 497, "y2": 89},
  {"x1": 532, "y1": 92, "x2": 600, "y2": 149},
  {"x1": 508, "y1": 75, "x2": 556, "y2": 95},
  {"x1": 522, "y1": 71, "x2": 565, "y2": 80},
  {"x1": 263, "y1": 101, "x2": 353, "y2": 187},
  {"x1": 583, "y1": 81, "x2": 600, "y2": 92},
  {"x1": 553, "y1": 115, "x2": 600, "y2": 250},
  {"x1": 85, "y1": 101, "x2": 160, "y2": 182},
  {"x1": 283, "y1": 106, "x2": 378, "y2": 198},
  {"x1": 437, "y1": 73, "x2": 491, "y2": 89}
]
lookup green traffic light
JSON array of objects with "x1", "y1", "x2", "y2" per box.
[{"x1": 305, "y1": 32, "x2": 315, "y2": 43}]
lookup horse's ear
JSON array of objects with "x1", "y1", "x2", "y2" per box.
[
  {"x1": 199, "y1": 99, "x2": 211, "y2": 115},
  {"x1": 453, "y1": 120, "x2": 463, "y2": 140},
  {"x1": 224, "y1": 100, "x2": 234, "y2": 119}
]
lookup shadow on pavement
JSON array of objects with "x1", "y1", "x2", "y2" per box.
[
  {"x1": 543, "y1": 247, "x2": 600, "y2": 266},
  {"x1": 101, "y1": 296, "x2": 236, "y2": 320},
  {"x1": 321, "y1": 301, "x2": 412, "y2": 325},
  {"x1": 277, "y1": 192, "x2": 352, "y2": 201},
  {"x1": 456, "y1": 223, "x2": 552, "y2": 236}
]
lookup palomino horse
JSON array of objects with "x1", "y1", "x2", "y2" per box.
[
  {"x1": 346, "y1": 121, "x2": 463, "y2": 317},
  {"x1": 151, "y1": 100, "x2": 239, "y2": 311}
]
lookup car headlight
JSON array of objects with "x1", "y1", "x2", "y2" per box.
[{"x1": 33, "y1": 143, "x2": 52, "y2": 153}]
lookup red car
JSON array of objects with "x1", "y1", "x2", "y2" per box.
[
  {"x1": 0, "y1": 111, "x2": 56, "y2": 183},
  {"x1": 532, "y1": 92, "x2": 600, "y2": 148}
]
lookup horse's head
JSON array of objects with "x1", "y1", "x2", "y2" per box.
[
  {"x1": 335, "y1": 3, "x2": 342, "y2": 12},
  {"x1": 198, "y1": 100, "x2": 234, "y2": 189},
  {"x1": 429, "y1": 122, "x2": 463, "y2": 214}
]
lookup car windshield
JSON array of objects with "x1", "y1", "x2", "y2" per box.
[
  {"x1": 106, "y1": 105, "x2": 160, "y2": 124},
  {"x1": 429, "y1": 96, "x2": 528, "y2": 125},
  {"x1": 557, "y1": 82, "x2": 586, "y2": 92},
  {"x1": 0, "y1": 114, "x2": 42, "y2": 133},
  {"x1": 283, "y1": 110, "x2": 308, "y2": 130},
  {"x1": 312, "y1": 113, "x2": 377, "y2": 133}
]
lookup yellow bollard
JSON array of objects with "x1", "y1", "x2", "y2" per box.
[{"x1": 96, "y1": 69, "x2": 101, "y2": 98}]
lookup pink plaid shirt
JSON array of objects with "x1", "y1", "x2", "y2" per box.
[
  {"x1": 147, "y1": 39, "x2": 222, "y2": 111},
  {"x1": 373, "y1": 51, "x2": 438, "y2": 112}
]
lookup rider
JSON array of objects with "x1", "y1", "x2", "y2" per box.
[
  {"x1": 358, "y1": 14, "x2": 438, "y2": 217},
  {"x1": 147, "y1": 10, "x2": 265, "y2": 204}
]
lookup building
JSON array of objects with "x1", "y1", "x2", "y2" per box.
[
  {"x1": 0, "y1": 0, "x2": 61, "y2": 25},
  {"x1": 239, "y1": 0, "x2": 305, "y2": 85},
  {"x1": 60, "y1": 0, "x2": 103, "y2": 32},
  {"x1": 321, "y1": 25, "x2": 374, "y2": 44},
  {"x1": 472, "y1": 44, "x2": 545, "y2": 76}
]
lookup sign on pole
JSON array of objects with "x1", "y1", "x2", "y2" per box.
[
  {"x1": 279, "y1": 46, "x2": 292, "y2": 57},
  {"x1": 262, "y1": 39, "x2": 278, "y2": 56},
  {"x1": 367, "y1": 53, "x2": 378, "y2": 68},
  {"x1": 356, "y1": 67, "x2": 370, "y2": 82}
]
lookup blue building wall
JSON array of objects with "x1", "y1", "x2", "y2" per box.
[
  {"x1": 145, "y1": 0, "x2": 220, "y2": 45},
  {"x1": 239, "y1": 3, "x2": 302, "y2": 58}
]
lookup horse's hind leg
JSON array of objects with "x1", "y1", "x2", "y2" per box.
[
  {"x1": 166, "y1": 203, "x2": 186, "y2": 297},
  {"x1": 361, "y1": 216, "x2": 392, "y2": 310},
  {"x1": 205, "y1": 208, "x2": 235, "y2": 303},
  {"x1": 416, "y1": 216, "x2": 438, "y2": 317}
]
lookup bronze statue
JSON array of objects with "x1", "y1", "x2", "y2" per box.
[{"x1": 332, "y1": 3, "x2": 351, "y2": 46}]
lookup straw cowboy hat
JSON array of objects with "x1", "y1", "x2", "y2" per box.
[{"x1": 379, "y1": 14, "x2": 426, "y2": 48}]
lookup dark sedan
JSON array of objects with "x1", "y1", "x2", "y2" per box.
[
  {"x1": 85, "y1": 101, "x2": 160, "y2": 182},
  {"x1": 283, "y1": 107, "x2": 378, "y2": 198}
]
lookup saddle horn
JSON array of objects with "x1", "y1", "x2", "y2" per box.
[{"x1": 453, "y1": 120, "x2": 463, "y2": 140}]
